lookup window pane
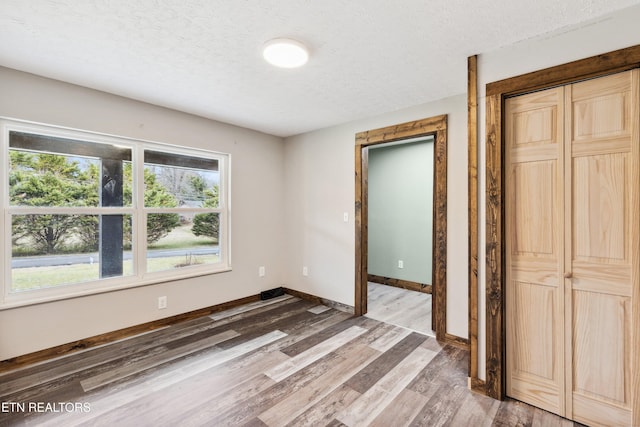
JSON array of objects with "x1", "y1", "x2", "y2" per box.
[
  {"x1": 146, "y1": 213, "x2": 219, "y2": 273},
  {"x1": 11, "y1": 214, "x2": 133, "y2": 292},
  {"x1": 9, "y1": 132, "x2": 133, "y2": 207},
  {"x1": 144, "y1": 151, "x2": 219, "y2": 208}
]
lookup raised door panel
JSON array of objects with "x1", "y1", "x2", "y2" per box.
[
  {"x1": 507, "y1": 280, "x2": 562, "y2": 413},
  {"x1": 512, "y1": 105, "x2": 557, "y2": 146},
  {"x1": 573, "y1": 153, "x2": 627, "y2": 262},
  {"x1": 512, "y1": 282, "x2": 556, "y2": 380},
  {"x1": 571, "y1": 291, "x2": 632, "y2": 427},
  {"x1": 573, "y1": 291, "x2": 631, "y2": 404},
  {"x1": 511, "y1": 161, "x2": 556, "y2": 255},
  {"x1": 572, "y1": 72, "x2": 631, "y2": 143}
]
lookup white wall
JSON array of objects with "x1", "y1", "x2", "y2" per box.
[
  {"x1": 475, "y1": 4, "x2": 640, "y2": 380},
  {"x1": 284, "y1": 94, "x2": 469, "y2": 339},
  {"x1": 0, "y1": 67, "x2": 286, "y2": 360}
]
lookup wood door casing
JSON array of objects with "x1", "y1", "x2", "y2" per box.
[
  {"x1": 354, "y1": 115, "x2": 451, "y2": 344},
  {"x1": 505, "y1": 70, "x2": 638, "y2": 426}
]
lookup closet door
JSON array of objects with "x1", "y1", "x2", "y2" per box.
[
  {"x1": 505, "y1": 87, "x2": 565, "y2": 416},
  {"x1": 505, "y1": 69, "x2": 638, "y2": 426},
  {"x1": 566, "y1": 70, "x2": 637, "y2": 427}
]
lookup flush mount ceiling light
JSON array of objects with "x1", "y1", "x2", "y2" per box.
[{"x1": 263, "y1": 38, "x2": 309, "y2": 68}]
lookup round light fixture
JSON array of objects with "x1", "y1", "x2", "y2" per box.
[{"x1": 263, "y1": 38, "x2": 309, "y2": 68}]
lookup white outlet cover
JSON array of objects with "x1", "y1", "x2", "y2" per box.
[{"x1": 158, "y1": 296, "x2": 167, "y2": 309}]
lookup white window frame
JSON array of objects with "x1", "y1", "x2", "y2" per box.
[{"x1": 0, "y1": 118, "x2": 231, "y2": 309}]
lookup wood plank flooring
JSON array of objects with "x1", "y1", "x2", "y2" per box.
[
  {"x1": 0, "y1": 294, "x2": 585, "y2": 426},
  {"x1": 366, "y1": 282, "x2": 433, "y2": 336}
]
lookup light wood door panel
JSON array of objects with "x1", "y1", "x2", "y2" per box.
[
  {"x1": 572, "y1": 291, "x2": 631, "y2": 404},
  {"x1": 508, "y1": 88, "x2": 560, "y2": 136},
  {"x1": 506, "y1": 70, "x2": 638, "y2": 426},
  {"x1": 573, "y1": 153, "x2": 627, "y2": 261},
  {"x1": 505, "y1": 86, "x2": 564, "y2": 416},
  {"x1": 572, "y1": 72, "x2": 631, "y2": 143},
  {"x1": 511, "y1": 161, "x2": 557, "y2": 255},
  {"x1": 508, "y1": 280, "x2": 562, "y2": 413},
  {"x1": 567, "y1": 70, "x2": 636, "y2": 427},
  {"x1": 512, "y1": 282, "x2": 556, "y2": 380}
]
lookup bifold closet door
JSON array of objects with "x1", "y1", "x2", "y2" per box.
[
  {"x1": 505, "y1": 70, "x2": 638, "y2": 426},
  {"x1": 565, "y1": 70, "x2": 637, "y2": 427},
  {"x1": 505, "y1": 86, "x2": 565, "y2": 416}
]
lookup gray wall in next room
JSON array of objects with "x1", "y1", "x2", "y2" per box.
[{"x1": 367, "y1": 137, "x2": 434, "y2": 284}]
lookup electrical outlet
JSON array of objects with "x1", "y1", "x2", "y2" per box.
[
  {"x1": 259, "y1": 266, "x2": 265, "y2": 277},
  {"x1": 302, "y1": 266, "x2": 308, "y2": 276},
  {"x1": 398, "y1": 260, "x2": 404, "y2": 269},
  {"x1": 158, "y1": 296, "x2": 167, "y2": 309}
]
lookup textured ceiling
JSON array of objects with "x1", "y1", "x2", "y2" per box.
[{"x1": 1, "y1": 1, "x2": 639, "y2": 137}]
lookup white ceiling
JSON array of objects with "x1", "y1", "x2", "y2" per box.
[{"x1": 1, "y1": 1, "x2": 639, "y2": 137}]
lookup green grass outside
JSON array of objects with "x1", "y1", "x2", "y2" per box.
[
  {"x1": 11, "y1": 225, "x2": 219, "y2": 292},
  {"x1": 148, "y1": 225, "x2": 217, "y2": 250},
  {"x1": 12, "y1": 254, "x2": 220, "y2": 292}
]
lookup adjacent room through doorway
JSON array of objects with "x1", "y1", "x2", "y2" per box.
[{"x1": 363, "y1": 136, "x2": 435, "y2": 336}]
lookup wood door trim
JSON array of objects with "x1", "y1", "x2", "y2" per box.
[
  {"x1": 484, "y1": 43, "x2": 640, "y2": 417},
  {"x1": 355, "y1": 115, "x2": 448, "y2": 343},
  {"x1": 468, "y1": 54, "x2": 481, "y2": 388},
  {"x1": 486, "y1": 45, "x2": 640, "y2": 98}
]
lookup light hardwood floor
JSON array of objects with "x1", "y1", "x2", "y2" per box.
[
  {"x1": 0, "y1": 294, "x2": 585, "y2": 426},
  {"x1": 365, "y1": 282, "x2": 433, "y2": 336}
]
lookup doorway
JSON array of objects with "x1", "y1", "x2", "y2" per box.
[
  {"x1": 354, "y1": 115, "x2": 448, "y2": 341},
  {"x1": 365, "y1": 137, "x2": 434, "y2": 335}
]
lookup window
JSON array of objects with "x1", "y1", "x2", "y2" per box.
[
  {"x1": 2, "y1": 119, "x2": 230, "y2": 306},
  {"x1": 142, "y1": 150, "x2": 222, "y2": 274}
]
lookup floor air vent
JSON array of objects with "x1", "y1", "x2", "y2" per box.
[{"x1": 260, "y1": 287, "x2": 285, "y2": 300}]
